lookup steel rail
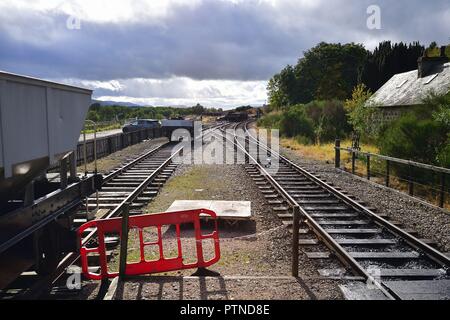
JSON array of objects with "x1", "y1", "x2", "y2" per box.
[
  {"x1": 214, "y1": 122, "x2": 397, "y2": 300},
  {"x1": 103, "y1": 143, "x2": 170, "y2": 183},
  {"x1": 30, "y1": 124, "x2": 226, "y2": 298},
  {"x1": 245, "y1": 121, "x2": 450, "y2": 268},
  {"x1": 18, "y1": 143, "x2": 180, "y2": 299}
]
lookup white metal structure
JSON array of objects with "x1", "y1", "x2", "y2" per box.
[{"x1": 0, "y1": 71, "x2": 92, "y2": 200}]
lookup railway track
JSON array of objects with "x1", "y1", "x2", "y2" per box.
[
  {"x1": 217, "y1": 121, "x2": 450, "y2": 300},
  {"x1": 0, "y1": 124, "x2": 222, "y2": 300}
]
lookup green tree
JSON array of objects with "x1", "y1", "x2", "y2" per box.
[
  {"x1": 362, "y1": 41, "x2": 424, "y2": 92},
  {"x1": 267, "y1": 42, "x2": 367, "y2": 109},
  {"x1": 267, "y1": 65, "x2": 297, "y2": 110},
  {"x1": 192, "y1": 103, "x2": 205, "y2": 115},
  {"x1": 344, "y1": 84, "x2": 377, "y2": 138},
  {"x1": 294, "y1": 42, "x2": 367, "y2": 103},
  {"x1": 280, "y1": 104, "x2": 314, "y2": 141}
]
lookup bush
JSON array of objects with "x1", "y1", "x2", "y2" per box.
[
  {"x1": 378, "y1": 113, "x2": 448, "y2": 166},
  {"x1": 256, "y1": 112, "x2": 282, "y2": 129},
  {"x1": 437, "y1": 140, "x2": 450, "y2": 168},
  {"x1": 344, "y1": 84, "x2": 380, "y2": 140},
  {"x1": 280, "y1": 105, "x2": 315, "y2": 142},
  {"x1": 305, "y1": 100, "x2": 351, "y2": 143},
  {"x1": 295, "y1": 135, "x2": 313, "y2": 145},
  {"x1": 259, "y1": 100, "x2": 352, "y2": 144}
]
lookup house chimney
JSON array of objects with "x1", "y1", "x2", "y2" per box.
[
  {"x1": 441, "y1": 46, "x2": 447, "y2": 58},
  {"x1": 418, "y1": 46, "x2": 449, "y2": 78}
]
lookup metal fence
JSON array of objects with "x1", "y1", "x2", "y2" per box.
[
  {"x1": 334, "y1": 139, "x2": 450, "y2": 209},
  {"x1": 48, "y1": 127, "x2": 164, "y2": 173},
  {"x1": 76, "y1": 128, "x2": 164, "y2": 165}
]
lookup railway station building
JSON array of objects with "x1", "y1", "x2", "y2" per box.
[{"x1": 367, "y1": 46, "x2": 450, "y2": 122}]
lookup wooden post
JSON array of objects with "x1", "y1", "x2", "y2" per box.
[
  {"x1": 245, "y1": 136, "x2": 249, "y2": 163},
  {"x1": 108, "y1": 137, "x2": 113, "y2": 155},
  {"x1": 119, "y1": 204, "x2": 130, "y2": 279},
  {"x1": 385, "y1": 160, "x2": 390, "y2": 187},
  {"x1": 366, "y1": 154, "x2": 371, "y2": 180},
  {"x1": 24, "y1": 181, "x2": 34, "y2": 207},
  {"x1": 351, "y1": 151, "x2": 356, "y2": 175},
  {"x1": 60, "y1": 157, "x2": 68, "y2": 189},
  {"x1": 69, "y1": 151, "x2": 77, "y2": 181},
  {"x1": 292, "y1": 206, "x2": 300, "y2": 277},
  {"x1": 90, "y1": 141, "x2": 95, "y2": 162},
  {"x1": 83, "y1": 131, "x2": 88, "y2": 176},
  {"x1": 440, "y1": 172, "x2": 446, "y2": 208},
  {"x1": 408, "y1": 165, "x2": 414, "y2": 196},
  {"x1": 335, "y1": 139, "x2": 340, "y2": 169}
]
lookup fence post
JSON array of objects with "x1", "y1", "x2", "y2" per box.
[
  {"x1": 385, "y1": 160, "x2": 390, "y2": 187},
  {"x1": 69, "y1": 151, "x2": 77, "y2": 181},
  {"x1": 108, "y1": 137, "x2": 113, "y2": 154},
  {"x1": 245, "y1": 136, "x2": 249, "y2": 163},
  {"x1": 408, "y1": 165, "x2": 414, "y2": 196},
  {"x1": 335, "y1": 139, "x2": 340, "y2": 169},
  {"x1": 119, "y1": 203, "x2": 130, "y2": 279},
  {"x1": 367, "y1": 154, "x2": 371, "y2": 180},
  {"x1": 351, "y1": 150, "x2": 356, "y2": 174},
  {"x1": 440, "y1": 172, "x2": 446, "y2": 208},
  {"x1": 60, "y1": 157, "x2": 68, "y2": 189},
  {"x1": 292, "y1": 206, "x2": 300, "y2": 277}
]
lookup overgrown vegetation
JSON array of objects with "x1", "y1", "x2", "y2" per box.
[
  {"x1": 258, "y1": 40, "x2": 450, "y2": 208},
  {"x1": 261, "y1": 40, "x2": 449, "y2": 168},
  {"x1": 377, "y1": 93, "x2": 450, "y2": 168},
  {"x1": 266, "y1": 41, "x2": 435, "y2": 110},
  {"x1": 343, "y1": 84, "x2": 378, "y2": 140},
  {"x1": 267, "y1": 42, "x2": 367, "y2": 108},
  {"x1": 258, "y1": 100, "x2": 351, "y2": 145},
  {"x1": 86, "y1": 103, "x2": 223, "y2": 123}
]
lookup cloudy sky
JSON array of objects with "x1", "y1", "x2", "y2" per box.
[{"x1": 0, "y1": 0, "x2": 449, "y2": 108}]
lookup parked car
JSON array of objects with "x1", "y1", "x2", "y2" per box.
[{"x1": 122, "y1": 119, "x2": 161, "y2": 133}]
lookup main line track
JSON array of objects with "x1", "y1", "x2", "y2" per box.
[{"x1": 217, "y1": 121, "x2": 450, "y2": 300}]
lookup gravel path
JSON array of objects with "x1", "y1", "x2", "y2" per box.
[
  {"x1": 282, "y1": 147, "x2": 450, "y2": 253},
  {"x1": 117, "y1": 163, "x2": 344, "y2": 300},
  {"x1": 116, "y1": 276, "x2": 342, "y2": 300}
]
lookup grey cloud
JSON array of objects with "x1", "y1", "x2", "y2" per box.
[{"x1": 0, "y1": 0, "x2": 449, "y2": 83}]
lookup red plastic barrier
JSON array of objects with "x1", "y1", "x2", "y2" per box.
[{"x1": 78, "y1": 209, "x2": 220, "y2": 280}]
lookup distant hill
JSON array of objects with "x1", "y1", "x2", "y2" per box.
[
  {"x1": 92, "y1": 99, "x2": 145, "y2": 107},
  {"x1": 92, "y1": 99, "x2": 192, "y2": 109}
]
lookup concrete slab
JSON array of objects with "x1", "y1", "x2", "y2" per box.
[
  {"x1": 166, "y1": 200, "x2": 252, "y2": 220},
  {"x1": 339, "y1": 282, "x2": 390, "y2": 300},
  {"x1": 383, "y1": 280, "x2": 450, "y2": 300}
]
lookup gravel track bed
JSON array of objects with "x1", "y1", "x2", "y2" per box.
[
  {"x1": 118, "y1": 163, "x2": 344, "y2": 300},
  {"x1": 77, "y1": 137, "x2": 169, "y2": 174},
  {"x1": 62, "y1": 140, "x2": 346, "y2": 300},
  {"x1": 282, "y1": 148, "x2": 450, "y2": 253}
]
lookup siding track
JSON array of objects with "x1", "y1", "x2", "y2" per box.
[{"x1": 217, "y1": 121, "x2": 450, "y2": 300}]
